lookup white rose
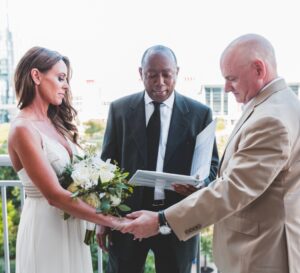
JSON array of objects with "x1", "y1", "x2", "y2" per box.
[
  {"x1": 110, "y1": 195, "x2": 121, "y2": 207},
  {"x1": 83, "y1": 193, "x2": 101, "y2": 208},
  {"x1": 88, "y1": 166, "x2": 101, "y2": 187},
  {"x1": 71, "y1": 161, "x2": 90, "y2": 186},
  {"x1": 71, "y1": 159, "x2": 100, "y2": 189}
]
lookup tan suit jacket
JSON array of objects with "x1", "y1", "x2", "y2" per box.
[{"x1": 165, "y1": 79, "x2": 300, "y2": 273}]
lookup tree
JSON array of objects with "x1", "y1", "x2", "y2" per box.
[
  {"x1": 83, "y1": 119, "x2": 104, "y2": 138},
  {"x1": 82, "y1": 119, "x2": 106, "y2": 150}
]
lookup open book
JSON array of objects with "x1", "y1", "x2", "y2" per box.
[{"x1": 129, "y1": 119, "x2": 217, "y2": 191}]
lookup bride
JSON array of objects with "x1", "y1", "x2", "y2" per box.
[{"x1": 8, "y1": 47, "x2": 127, "y2": 273}]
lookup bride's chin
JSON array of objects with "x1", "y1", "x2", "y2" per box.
[{"x1": 53, "y1": 99, "x2": 64, "y2": 106}]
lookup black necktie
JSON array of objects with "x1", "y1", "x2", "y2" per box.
[{"x1": 147, "y1": 101, "x2": 161, "y2": 170}]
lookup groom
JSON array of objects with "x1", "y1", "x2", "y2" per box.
[{"x1": 99, "y1": 45, "x2": 219, "y2": 273}]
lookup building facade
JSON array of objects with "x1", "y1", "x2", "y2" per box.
[
  {"x1": 0, "y1": 0, "x2": 15, "y2": 123},
  {"x1": 201, "y1": 82, "x2": 300, "y2": 124}
]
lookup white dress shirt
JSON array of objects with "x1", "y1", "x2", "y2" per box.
[{"x1": 144, "y1": 91, "x2": 175, "y2": 200}]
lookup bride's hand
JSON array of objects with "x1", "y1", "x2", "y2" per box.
[
  {"x1": 96, "y1": 225, "x2": 111, "y2": 252},
  {"x1": 110, "y1": 216, "x2": 134, "y2": 231}
]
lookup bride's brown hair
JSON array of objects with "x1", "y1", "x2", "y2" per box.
[{"x1": 14, "y1": 46, "x2": 79, "y2": 144}]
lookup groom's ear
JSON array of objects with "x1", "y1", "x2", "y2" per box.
[{"x1": 31, "y1": 68, "x2": 42, "y2": 85}]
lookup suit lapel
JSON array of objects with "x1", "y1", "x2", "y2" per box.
[
  {"x1": 126, "y1": 92, "x2": 147, "y2": 165},
  {"x1": 218, "y1": 79, "x2": 288, "y2": 175},
  {"x1": 164, "y1": 92, "x2": 190, "y2": 169},
  {"x1": 218, "y1": 105, "x2": 254, "y2": 175}
]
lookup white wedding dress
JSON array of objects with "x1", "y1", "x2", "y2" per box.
[{"x1": 15, "y1": 130, "x2": 93, "y2": 273}]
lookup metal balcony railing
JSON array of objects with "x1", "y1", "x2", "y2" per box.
[{"x1": 0, "y1": 155, "x2": 25, "y2": 273}]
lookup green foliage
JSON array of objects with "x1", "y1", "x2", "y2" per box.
[
  {"x1": 216, "y1": 135, "x2": 228, "y2": 157},
  {"x1": 96, "y1": 170, "x2": 133, "y2": 216},
  {"x1": 215, "y1": 117, "x2": 229, "y2": 157},
  {"x1": 90, "y1": 242, "x2": 108, "y2": 272},
  {"x1": 83, "y1": 119, "x2": 104, "y2": 137},
  {"x1": 0, "y1": 140, "x2": 8, "y2": 154},
  {"x1": 0, "y1": 199, "x2": 20, "y2": 259},
  {"x1": 201, "y1": 226, "x2": 213, "y2": 267},
  {"x1": 0, "y1": 123, "x2": 10, "y2": 145},
  {"x1": 0, "y1": 258, "x2": 16, "y2": 272},
  {"x1": 216, "y1": 118, "x2": 225, "y2": 131},
  {"x1": 0, "y1": 166, "x2": 18, "y2": 181},
  {"x1": 0, "y1": 126, "x2": 21, "y2": 262},
  {"x1": 0, "y1": 169, "x2": 21, "y2": 260},
  {"x1": 90, "y1": 244, "x2": 155, "y2": 273},
  {"x1": 144, "y1": 251, "x2": 155, "y2": 273},
  {"x1": 82, "y1": 119, "x2": 105, "y2": 150}
]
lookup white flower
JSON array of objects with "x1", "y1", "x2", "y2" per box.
[
  {"x1": 71, "y1": 158, "x2": 100, "y2": 189},
  {"x1": 110, "y1": 195, "x2": 121, "y2": 207},
  {"x1": 99, "y1": 159, "x2": 116, "y2": 183}
]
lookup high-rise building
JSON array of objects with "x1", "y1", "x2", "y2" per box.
[{"x1": 0, "y1": 0, "x2": 15, "y2": 123}]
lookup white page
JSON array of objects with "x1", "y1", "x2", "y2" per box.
[
  {"x1": 190, "y1": 119, "x2": 217, "y2": 180},
  {"x1": 129, "y1": 170, "x2": 201, "y2": 191}
]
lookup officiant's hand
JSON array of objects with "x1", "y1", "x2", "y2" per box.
[
  {"x1": 172, "y1": 184, "x2": 199, "y2": 196},
  {"x1": 96, "y1": 225, "x2": 111, "y2": 252},
  {"x1": 120, "y1": 210, "x2": 159, "y2": 239}
]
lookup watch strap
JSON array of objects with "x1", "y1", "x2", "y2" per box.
[{"x1": 158, "y1": 210, "x2": 168, "y2": 226}]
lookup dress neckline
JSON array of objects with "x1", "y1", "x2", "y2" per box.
[
  {"x1": 40, "y1": 131, "x2": 74, "y2": 162},
  {"x1": 14, "y1": 116, "x2": 74, "y2": 162},
  {"x1": 16, "y1": 133, "x2": 73, "y2": 175}
]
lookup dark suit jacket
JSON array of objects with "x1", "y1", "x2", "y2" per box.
[{"x1": 101, "y1": 91, "x2": 219, "y2": 258}]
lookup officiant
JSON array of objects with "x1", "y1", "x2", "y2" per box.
[{"x1": 98, "y1": 44, "x2": 219, "y2": 273}]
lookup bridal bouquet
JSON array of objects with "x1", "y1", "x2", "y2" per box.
[{"x1": 59, "y1": 144, "x2": 133, "y2": 245}]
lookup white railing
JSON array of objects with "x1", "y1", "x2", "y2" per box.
[
  {"x1": 0, "y1": 155, "x2": 104, "y2": 273},
  {"x1": 0, "y1": 155, "x2": 24, "y2": 273}
]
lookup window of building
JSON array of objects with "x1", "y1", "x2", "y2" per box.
[
  {"x1": 205, "y1": 87, "x2": 228, "y2": 116},
  {"x1": 289, "y1": 84, "x2": 299, "y2": 96}
]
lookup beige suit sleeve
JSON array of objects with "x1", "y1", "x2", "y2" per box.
[{"x1": 165, "y1": 116, "x2": 290, "y2": 241}]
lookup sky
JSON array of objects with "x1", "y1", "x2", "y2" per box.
[{"x1": 4, "y1": 0, "x2": 300, "y2": 101}]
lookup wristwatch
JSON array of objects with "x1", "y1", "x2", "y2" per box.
[{"x1": 158, "y1": 210, "x2": 171, "y2": 235}]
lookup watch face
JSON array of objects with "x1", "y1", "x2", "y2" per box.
[{"x1": 159, "y1": 225, "x2": 171, "y2": 235}]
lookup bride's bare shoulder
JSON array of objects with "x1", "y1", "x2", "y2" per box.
[{"x1": 9, "y1": 118, "x2": 40, "y2": 145}]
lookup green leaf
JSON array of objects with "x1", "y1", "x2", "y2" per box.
[
  {"x1": 108, "y1": 188, "x2": 116, "y2": 195},
  {"x1": 71, "y1": 191, "x2": 80, "y2": 198},
  {"x1": 100, "y1": 198, "x2": 111, "y2": 212},
  {"x1": 74, "y1": 154, "x2": 84, "y2": 161},
  {"x1": 118, "y1": 204, "x2": 131, "y2": 212},
  {"x1": 96, "y1": 207, "x2": 103, "y2": 213},
  {"x1": 63, "y1": 212, "x2": 71, "y2": 220},
  {"x1": 115, "y1": 183, "x2": 128, "y2": 190}
]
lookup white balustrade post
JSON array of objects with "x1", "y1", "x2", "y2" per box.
[{"x1": 1, "y1": 186, "x2": 11, "y2": 273}]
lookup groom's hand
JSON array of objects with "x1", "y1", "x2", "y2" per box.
[{"x1": 120, "y1": 210, "x2": 159, "y2": 239}]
